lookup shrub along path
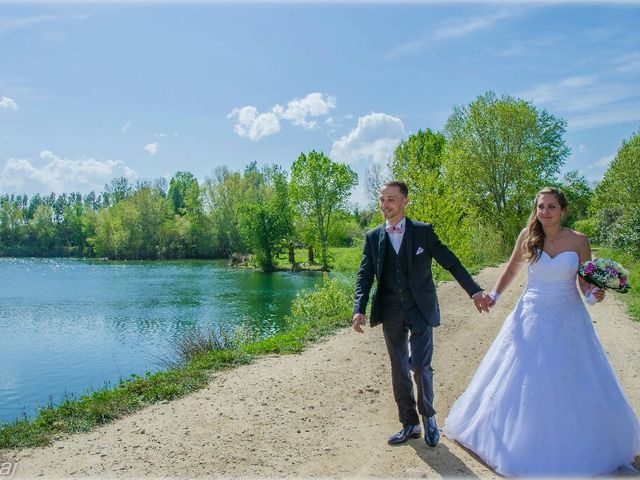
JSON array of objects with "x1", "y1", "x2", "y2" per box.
[{"x1": 4, "y1": 264, "x2": 640, "y2": 478}]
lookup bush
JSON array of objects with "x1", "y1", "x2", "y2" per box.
[
  {"x1": 288, "y1": 273, "x2": 353, "y2": 325},
  {"x1": 573, "y1": 218, "x2": 598, "y2": 242}
]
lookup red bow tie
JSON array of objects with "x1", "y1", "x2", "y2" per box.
[{"x1": 385, "y1": 225, "x2": 405, "y2": 234}]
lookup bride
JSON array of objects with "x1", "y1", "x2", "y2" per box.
[{"x1": 444, "y1": 187, "x2": 640, "y2": 477}]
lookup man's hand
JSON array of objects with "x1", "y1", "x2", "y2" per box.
[
  {"x1": 352, "y1": 313, "x2": 367, "y2": 333},
  {"x1": 472, "y1": 291, "x2": 493, "y2": 313}
]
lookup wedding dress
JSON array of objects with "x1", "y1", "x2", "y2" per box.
[{"x1": 444, "y1": 250, "x2": 640, "y2": 477}]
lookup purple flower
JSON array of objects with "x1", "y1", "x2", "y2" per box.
[{"x1": 584, "y1": 263, "x2": 596, "y2": 275}]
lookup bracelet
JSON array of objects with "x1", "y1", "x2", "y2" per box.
[
  {"x1": 585, "y1": 291, "x2": 597, "y2": 305},
  {"x1": 489, "y1": 290, "x2": 500, "y2": 303}
]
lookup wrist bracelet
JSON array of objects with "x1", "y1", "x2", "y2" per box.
[{"x1": 489, "y1": 290, "x2": 500, "y2": 303}]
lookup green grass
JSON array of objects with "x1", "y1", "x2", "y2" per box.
[
  {"x1": 275, "y1": 246, "x2": 363, "y2": 273},
  {"x1": 592, "y1": 247, "x2": 640, "y2": 322}
]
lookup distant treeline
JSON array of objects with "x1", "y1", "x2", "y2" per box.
[{"x1": 1, "y1": 91, "x2": 638, "y2": 270}]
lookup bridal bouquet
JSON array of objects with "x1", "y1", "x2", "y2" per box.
[{"x1": 579, "y1": 258, "x2": 631, "y2": 293}]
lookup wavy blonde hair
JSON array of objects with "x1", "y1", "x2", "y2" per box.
[{"x1": 522, "y1": 187, "x2": 568, "y2": 263}]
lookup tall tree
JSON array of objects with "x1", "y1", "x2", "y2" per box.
[
  {"x1": 290, "y1": 150, "x2": 357, "y2": 271},
  {"x1": 444, "y1": 91, "x2": 569, "y2": 243},
  {"x1": 591, "y1": 129, "x2": 640, "y2": 254},
  {"x1": 389, "y1": 129, "x2": 471, "y2": 256},
  {"x1": 238, "y1": 166, "x2": 293, "y2": 271},
  {"x1": 558, "y1": 170, "x2": 592, "y2": 227},
  {"x1": 168, "y1": 171, "x2": 198, "y2": 216}
]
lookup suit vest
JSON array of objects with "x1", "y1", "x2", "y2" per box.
[{"x1": 379, "y1": 234, "x2": 416, "y2": 312}]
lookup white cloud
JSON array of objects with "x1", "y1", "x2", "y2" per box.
[
  {"x1": 517, "y1": 74, "x2": 640, "y2": 131},
  {"x1": 278, "y1": 92, "x2": 337, "y2": 129},
  {"x1": 433, "y1": 10, "x2": 515, "y2": 41},
  {"x1": 0, "y1": 96, "x2": 18, "y2": 110},
  {"x1": 589, "y1": 154, "x2": 615, "y2": 169},
  {"x1": 0, "y1": 14, "x2": 88, "y2": 36},
  {"x1": 384, "y1": 9, "x2": 518, "y2": 60},
  {"x1": 227, "y1": 92, "x2": 336, "y2": 141},
  {"x1": 144, "y1": 142, "x2": 159, "y2": 155},
  {"x1": 330, "y1": 112, "x2": 405, "y2": 165},
  {"x1": 0, "y1": 150, "x2": 137, "y2": 195},
  {"x1": 120, "y1": 121, "x2": 132, "y2": 133},
  {"x1": 227, "y1": 106, "x2": 281, "y2": 141}
]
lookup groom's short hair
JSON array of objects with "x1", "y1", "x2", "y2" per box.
[{"x1": 383, "y1": 180, "x2": 409, "y2": 198}]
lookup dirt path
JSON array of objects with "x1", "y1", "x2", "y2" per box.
[{"x1": 5, "y1": 264, "x2": 640, "y2": 478}]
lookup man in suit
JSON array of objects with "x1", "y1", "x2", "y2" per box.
[{"x1": 353, "y1": 180, "x2": 492, "y2": 447}]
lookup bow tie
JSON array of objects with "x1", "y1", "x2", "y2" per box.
[{"x1": 385, "y1": 225, "x2": 405, "y2": 234}]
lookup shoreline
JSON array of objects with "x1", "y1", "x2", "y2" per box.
[{"x1": 4, "y1": 263, "x2": 639, "y2": 477}]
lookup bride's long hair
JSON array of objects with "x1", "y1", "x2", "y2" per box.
[{"x1": 522, "y1": 187, "x2": 568, "y2": 263}]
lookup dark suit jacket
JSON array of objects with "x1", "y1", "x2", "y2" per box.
[{"x1": 353, "y1": 218, "x2": 482, "y2": 328}]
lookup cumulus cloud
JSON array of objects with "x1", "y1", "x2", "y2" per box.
[
  {"x1": 277, "y1": 92, "x2": 337, "y2": 129},
  {"x1": 144, "y1": 142, "x2": 159, "y2": 155},
  {"x1": 0, "y1": 150, "x2": 137, "y2": 195},
  {"x1": 330, "y1": 113, "x2": 405, "y2": 165},
  {"x1": 227, "y1": 106, "x2": 281, "y2": 141},
  {"x1": 0, "y1": 96, "x2": 18, "y2": 110},
  {"x1": 120, "y1": 120, "x2": 132, "y2": 133},
  {"x1": 227, "y1": 92, "x2": 336, "y2": 141}
]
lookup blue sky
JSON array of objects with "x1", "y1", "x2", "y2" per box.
[{"x1": 0, "y1": 1, "x2": 639, "y2": 206}]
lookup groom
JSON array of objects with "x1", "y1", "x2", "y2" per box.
[{"x1": 352, "y1": 181, "x2": 491, "y2": 447}]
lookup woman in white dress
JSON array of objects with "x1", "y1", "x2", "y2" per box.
[{"x1": 444, "y1": 187, "x2": 640, "y2": 477}]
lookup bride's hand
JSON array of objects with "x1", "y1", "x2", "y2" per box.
[{"x1": 592, "y1": 287, "x2": 605, "y2": 302}]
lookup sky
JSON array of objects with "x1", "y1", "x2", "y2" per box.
[{"x1": 0, "y1": 1, "x2": 639, "y2": 207}]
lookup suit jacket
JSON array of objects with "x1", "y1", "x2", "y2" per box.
[{"x1": 353, "y1": 218, "x2": 482, "y2": 328}]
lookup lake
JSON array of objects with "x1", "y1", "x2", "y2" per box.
[{"x1": 0, "y1": 257, "x2": 323, "y2": 424}]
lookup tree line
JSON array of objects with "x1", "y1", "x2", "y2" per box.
[
  {"x1": 1, "y1": 91, "x2": 638, "y2": 269},
  {"x1": 0, "y1": 153, "x2": 358, "y2": 271}
]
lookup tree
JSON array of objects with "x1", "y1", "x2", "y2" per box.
[
  {"x1": 238, "y1": 166, "x2": 293, "y2": 271},
  {"x1": 591, "y1": 129, "x2": 640, "y2": 254},
  {"x1": 558, "y1": 170, "x2": 592, "y2": 227},
  {"x1": 444, "y1": 91, "x2": 569, "y2": 243},
  {"x1": 290, "y1": 150, "x2": 358, "y2": 271},
  {"x1": 168, "y1": 171, "x2": 198, "y2": 216},
  {"x1": 389, "y1": 129, "x2": 472, "y2": 258}
]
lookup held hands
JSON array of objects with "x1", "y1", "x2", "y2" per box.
[
  {"x1": 472, "y1": 291, "x2": 494, "y2": 313},
  {"x1": 352, "y1": 313, "x2": 367, "y2": 333}
]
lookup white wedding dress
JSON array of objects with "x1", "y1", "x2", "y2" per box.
[{"x1": 444, "y1": 250, "x2": 640, "y2": 477}]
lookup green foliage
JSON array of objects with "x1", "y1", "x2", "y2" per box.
[
  {"x1": 288, "y1": 273, "x2": 353, "y2": 325},
  {"x1": 573, "y1": 217, "x2": 598, "y2": 242},
  {"x1": 168, "y1": 171, "x2": 198, "y2": 216},
  {"x1": 444, "y1": 91, "x2": 569, "y2": 243},
  {"x1": 559, "y1": 170, "x2": 593, "y2": 227},
  {"x1": 237, "y1": 165, "x2": 294, "y2": 271},
  {"x1": 591, "y1": 129, "x2": 640, "y2": 255},
  {"x1": 594, "y1": 247, "x2": 640, "y2": 321},
  {"x1": 290, "y1": 151, "x2": 358, "y2": 271}
]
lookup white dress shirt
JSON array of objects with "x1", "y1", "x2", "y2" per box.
[{"x1": 385, "y1": 217, "x2": 406, "y2": 254}]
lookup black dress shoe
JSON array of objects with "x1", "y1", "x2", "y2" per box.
[
  {"x1": 387, "y1": 424, "x2": 421, "y2": 445},
  {"x1": 424, "y1": 416, "x2": 440, "y2": 447}
]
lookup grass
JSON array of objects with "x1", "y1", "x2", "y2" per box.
[
  {"x1": 275, "y1": 246, "x2": 363, "y2": 273},
  {"x1": 591, "y1": 246, "x2": 640, "y2": 322}
]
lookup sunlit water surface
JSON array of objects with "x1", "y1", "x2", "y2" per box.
[{"x1": 0, "y1": 258, "x2": 323, "y2": 423}]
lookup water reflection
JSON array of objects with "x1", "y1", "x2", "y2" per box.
[{"x1": 0, "y1": 258, "x2": 322, "y2": 423}]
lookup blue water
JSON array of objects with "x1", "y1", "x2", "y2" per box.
[{"x1": 0, "y1": 258, "x2": 322, "y2": 423}]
